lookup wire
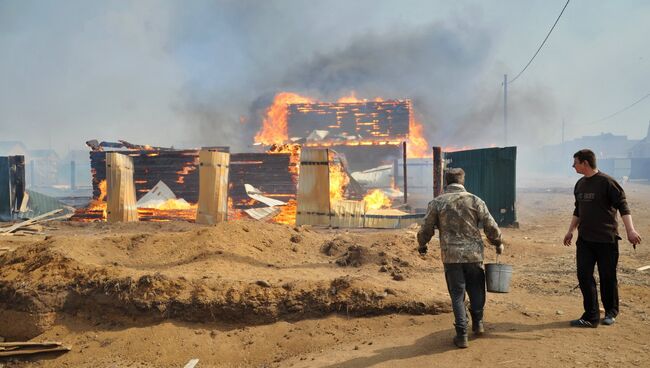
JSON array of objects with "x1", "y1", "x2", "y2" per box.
[
  {"x1": 584, "y1": 92, "x2": 650, "y2": 125},
  {"x1": 508, "y1": 0, "x2": 570, "y2": 85}
]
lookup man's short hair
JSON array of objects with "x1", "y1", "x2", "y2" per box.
[
  {"x1": 573, "y1": 149, "x2": 597, "y2": 169},
  {"x1": 445, "y1": 168, "x2": 465, "y2": 186}
]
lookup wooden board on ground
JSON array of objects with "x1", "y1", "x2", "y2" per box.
[
  {"x1": 0, "y1": 341, "x2": 71, "y2": 357},
  {"x1": 331, "y1": 200, "x2": 365, "y2": 228},
  {"x1": 196, "y1": 150, "x2": 230, "y2": 225},
  {"x1": 106, "y1": 153, "x2": 138, "y2": 223},
  {"x1": 296, "y1": 149, "x2": 330, "y2": 226},
  {"x1": 0, "y1": 209, "x2": 63, "y2": 235}
]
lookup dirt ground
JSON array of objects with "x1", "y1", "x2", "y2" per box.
[{"x1": 1, "y1": 178, "x2": 649, "y2": 368}]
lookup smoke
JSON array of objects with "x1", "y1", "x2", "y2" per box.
[{"x1": 0, "y1": 1, "x2": 559, "y2": 155}]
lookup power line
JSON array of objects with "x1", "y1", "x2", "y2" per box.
[
  {"x1": 584, "y1": 92, "x2": 650, "y2": 125},
  {"x1": 508, "y1": 0, "x2": 570, "y2": 85}
]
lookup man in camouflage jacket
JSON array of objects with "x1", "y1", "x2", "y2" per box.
[{"x1": 417, "y1": 168, "x2": 503, "y2": 348}]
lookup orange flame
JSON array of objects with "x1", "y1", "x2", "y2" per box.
[
  {"x1": 337, "y1": 91, "x2": 363, "y2": 103},
  {"x1": 363, "y1": 189, "x2": 392, "y2": 210},
  {"x1": 328, "y1": 152, "x2": 349, "y2": 203},
  {"x1": 407, "y1": 111, "x2": 430, "y2": 158},
  {"x1": 97, "y1": 179, "x2": 107, "y2": 202},
  {"x1": 255, "y1": 92, "x2": 314, "y2": 145},
  {"x1": 274, "y1": 199, "x2": 297, "y2": 225}
]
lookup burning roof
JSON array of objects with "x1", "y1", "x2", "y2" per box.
[
  {"x1": 254, "y1": 92, "x2": 431, "y2": 159},
  {"x1": 287, "y1": 100, "x2": 410, "y2": 142}
]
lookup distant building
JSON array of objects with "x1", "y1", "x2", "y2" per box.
[
  {"x1": 28, "y1": 149, "x2": 60, "y2": 187},
  {"x1": 537, "y1": 132, "x2": 641, "y2": 175},
  {"x1": 629, "y1": 122, "x2": 650, "y2": 158},
  {"x1": 0, "y1": 141, "x2": 28, "y2": 157}
]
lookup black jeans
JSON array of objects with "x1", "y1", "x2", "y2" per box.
[
  {"x1": 576, "y1": 237, "x2": 619, "y2": 323},
  {"x1": 444, "y1": 262, "x2": 486, "y2": 329}
]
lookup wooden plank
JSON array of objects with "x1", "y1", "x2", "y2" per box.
[
  {"x1": 0, "y1": 209, "x2": 63, "y2": 234},
  {"x1": 296, "y1": 149, "x2": 330, "y2": 226},
  {"x1": 0, "y1": 346, "x2": 70, "y2": 357},
  {"x1": 106, "y1": 153, "x2": 138, "y2": 223},
  {"x1": 196, "y1": 150, "x2": 230, "y2": 225},
  {"x1": 184, "y1": 358, "x2": 200, "y2": 368},
  {"x1": 0, "y1": 341, "x2": 64, "y2": 348}
]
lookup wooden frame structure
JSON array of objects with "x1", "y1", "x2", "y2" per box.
[
  {"x1": 296, "y1": 148, "x2": 330, "y2": 226},
  {"x1": 196, "y1": 150, "x2": 230, "y2": 225},
  {"x1": 106, "y1": 153, "x2": 138, "y2": 222}
]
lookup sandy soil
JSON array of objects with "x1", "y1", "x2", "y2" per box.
[{"x1": 1, "y1": 180, "x2": 649, "y2": 368}]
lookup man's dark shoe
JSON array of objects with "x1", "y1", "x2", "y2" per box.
[
  {"x1": 602, "y1": 315, "x2": 616, "y2": 326},
  {"x1": 570, "y1": 318, "x2": 598, "y2": 328},
  {"x1": 469, "y1": 309, "x2": 484, "y2": 336},
  {"x1": 453, "y1": 326, "x2": 469, "y2": 348},
  {"x1": 472, "y1": 320, "x2": 485, "y2": 336}
]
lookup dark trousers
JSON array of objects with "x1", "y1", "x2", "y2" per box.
[
  {"x1": 444, "y1": 263, "x2": 486, "y2": 329},
  {"x1": 576, "y1": 237, "x2": 619, "y2": 322}
]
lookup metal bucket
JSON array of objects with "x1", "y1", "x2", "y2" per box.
[{"x1": 485, "y1": 262, "x2": 513, "y2": 293}]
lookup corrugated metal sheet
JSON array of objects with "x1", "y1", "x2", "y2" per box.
[
  {"x1": 23, "y1": 190, "x2": 67, "y2": 217},
  {"x1": 445, "y1": 147, "x2": 517, "y2": 226},
  {"x1": 331, "y1": 200, "x2": 365, "y2": 228}
]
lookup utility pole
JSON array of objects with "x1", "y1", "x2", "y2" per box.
[{"x1": 503, "y1": 74, "x2": 508, "y2": 147}]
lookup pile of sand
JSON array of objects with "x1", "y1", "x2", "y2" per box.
[{"x1": 0, "y1": 220, "x2": 449, "y2": 340}]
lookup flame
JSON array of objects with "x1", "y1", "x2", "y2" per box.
[
  {"x1": 255, "y1": 92, "x2": 314, "y2": 145},
  {"x1": 407, "y1": 110, "x2": 430, "y2": 158},
  {"x1": 142, "y1": 199, "x2": 195, "y2": 211},
  {"x1": 337, "y1": 91, "x2": 363, "y2": 103},
  {"x1": 328, "y1": 151, "x2": 349, "y2": 203},
  {"x1": 363, "y1": 189, "x2": 392, "y2": 210},
  {"x1": 273, "y1": 199, "x2": 297, "y2": 225},
  {"x1": 97, "y1": 179, "x2": 107, "y2": 202}
]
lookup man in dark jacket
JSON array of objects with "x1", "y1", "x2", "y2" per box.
[
  {"x1": 564, "y1": 149, "x2": 642, "y2": 327},
  {"x1": 417, "y1": 168, "x2": 503, "y2": 348}
]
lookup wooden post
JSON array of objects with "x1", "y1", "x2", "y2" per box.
[
  {"x1": 402, "y1": 141, "x2": 408, "y2": 204},
  {"x1": 433, "y1": 146, "x2": 443, "y2": 197},
  {"x1": 296, "y1": 148, "x2": 330, "y2": 226},
  {"x1": 106, "y1": 152, "x2": 138, "y2": 222},
  {"x1": 196, "y1": 150, "x2": 230, "y2": 225}
]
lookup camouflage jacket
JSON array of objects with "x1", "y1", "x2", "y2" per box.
[{"x1": 417, "y1": 184, "x2": 502, "y2": 263}]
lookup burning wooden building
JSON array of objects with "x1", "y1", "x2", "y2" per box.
[
  {"x1": 74, "y1": 147, "x2": 297, "y2": 223},
  {"x1": 287, "y1": 100, "x2": 411, "y2": 172}
]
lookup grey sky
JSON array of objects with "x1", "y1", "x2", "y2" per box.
[{"x1": 1, "y1": 0, "x2": 648, "y2": 154}]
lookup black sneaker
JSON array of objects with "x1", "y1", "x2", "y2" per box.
[
  {"x1": 602, "y1": 316, "x2": 616, "y2": 325},
  {"x1": 570, "y1": 318, "x2": 598, "y2": 328}
]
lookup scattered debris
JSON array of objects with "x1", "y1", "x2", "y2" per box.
[
  {"x1": 0, "y1": 209, "x2": 64, "y2": 236},
  {"x1": 184, "y1": 358, "x2": 199, "y2": 368},
  {"x1": 136, "y1": 180, "x2": 191, "y2": 209},
  {"x1": 243, "y1": 184, "x2": 286, "y2": 221},
  {"x1": 0, "y1": 341, "x2": 71, "y2": 358}
]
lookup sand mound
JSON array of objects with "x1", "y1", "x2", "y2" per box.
[{"x1": 0, "y1": 221, "x2": 449, "y2": 340}]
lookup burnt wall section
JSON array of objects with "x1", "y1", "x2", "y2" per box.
[
  {"x1": 288, "y1": 100, "x2": 410, "y2": 140},
  {"x1": 89, "y1": 150, "x2": 296, "y2": 209}
]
